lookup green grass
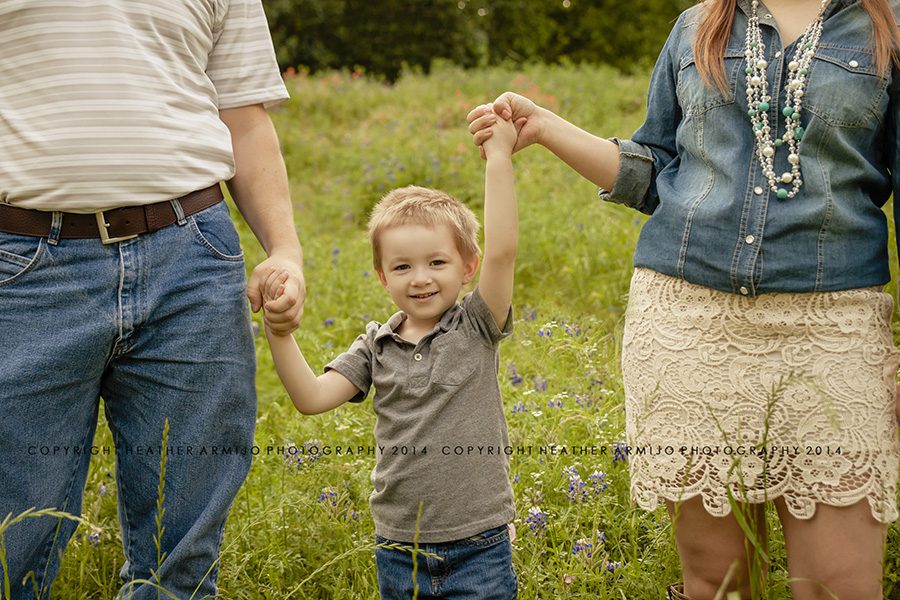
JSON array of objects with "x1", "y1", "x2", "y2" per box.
[{"x1": 36, "y1": 62, "x2": 900, "y2": 598}]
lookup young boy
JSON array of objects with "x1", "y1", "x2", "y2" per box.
[{"x1": 263, "y1": 111, "x2": 519, "y2": 599}]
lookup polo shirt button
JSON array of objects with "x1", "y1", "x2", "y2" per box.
[
  {"x1": 739, "y1": 286, "x2": 749, "y2": 295},
  {"x1": 764, "y1": 13, "x2": 772, "y2": 18},
  {"x1": 745, "y1": 235, "x2": 755, "y2": 244},
  {"x1": 414, "y1": 353, "x2": 423, "y2": 361},
  {"x1": 754, "y1": 186, "x2": 763, "y2": 195},
  {"x1": 849, "y1": 60, "x2": 859, "y2": 68}
]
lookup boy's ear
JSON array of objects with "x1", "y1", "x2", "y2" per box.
[
  {"x1": 462, "y1": 254, "x2": 480, "y2": 284},
  {"x1": 376, "y1": 269, "x2": 388, "y2": 287}
]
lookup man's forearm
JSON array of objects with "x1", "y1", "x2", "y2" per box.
[{"x1": 220, "y1": 104, "x2": 302, "y2": 262}]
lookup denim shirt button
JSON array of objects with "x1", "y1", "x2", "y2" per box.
[
  {"x1": 849, "y1": 60, "x2": 859, "y2": 68},
  {"x1": 739, "y1": 286, "x2": 749, "y2": 295},
  {"x1": 745, "y1": 235, "x2": 755, "y2": 244},
  {"x1": 775, "y1": 51, "x2": 782, "y2": 58},
  {"x1": 754, "y1": 186, "x2": 764, "y2": 195}
]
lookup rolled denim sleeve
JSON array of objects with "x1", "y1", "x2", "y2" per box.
[{"x1": 599, "y1": 12, "x2": 685, "y2": 215}]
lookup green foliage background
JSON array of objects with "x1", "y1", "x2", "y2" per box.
[{"x1": 263, "y1": 0, "x2": 696, "y2": 81}]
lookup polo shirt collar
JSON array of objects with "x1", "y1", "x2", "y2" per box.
[{"x1": 373, "y1": 301, "x2": 464, "y2": 345}]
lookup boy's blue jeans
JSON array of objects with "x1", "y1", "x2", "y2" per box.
[
  {"x1": 375, "y1": 525, "x2": 517, "y2": 599},
  {"x1": 0, "y1": 201, "x2": 257, "y2": 599}
]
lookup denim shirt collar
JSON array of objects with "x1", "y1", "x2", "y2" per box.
[{"x1": 734, "y1": 0, "x2": 857, "y2": 21}]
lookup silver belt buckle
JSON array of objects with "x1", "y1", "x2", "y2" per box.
[{"x1": 95, "y1": 210, "x2": 138, "y2": 244}]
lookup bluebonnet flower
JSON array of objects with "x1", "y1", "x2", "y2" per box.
[
  {"x1": 324, "y1": 341, "x2": 334, "y2": 349},
  {"x1": 536, "y1": 328, "x2": 552, "y2": 338},
  {"x1": 513, "y1": 474, "x2": 520, "y2": 484},
  {"x1": 525, "y1": 507, "x2": 547, "y2": 533},
  {"x1": 613, "y1": 441, "x2": 630, "y2": 464},
  {"x1": 317, "y1": 488, "x2": 338, "y2": 506},
  {"x1": 510, "y1": 402, "x2": 526, "y2": 414},
  {"x1": 341, "y1": 509, "x2": 360, "y2": 522},
  {"x1": 331, "y1": 248, "x2": 340, "y2": 266},
  {"x1": 572, "y1": 538, "x2": 593, "y2": 558},
  {"x1": 563, "y1": 323, "x2": 582, "y2": 337},
  {"x1": 324, "y1": 318, "x2": 335, "y2": 327},
  {"x1": 98, "y1": 484, "x2": 107, "y2": 496},
  {"x1": 304, "y1": 440, "x2": 324, "y2": 465},
  {"x1": 604, "y1": 561, "x2": 624, "y2": 574},
  {"x1": 547, "y1": 398, "x2": 563, "y2": 409},
  {"x1": 575, "y1": 395, "x2": 592, "y2": 409},
  {"x1": 563, "y1": 466, "x2": 588, "y2": 503},
  {"x1": 363, "y1": 270, "x2": 371, "y2": 278},
  {"x1": 597, "y1": 530, "x2": 606, "y2": 544},
  {"x1": 589, "y1": 471, "x2": 608, "y2": 493},
  {"x1": 506, "y1": 363, "x2": 523, "y2": 386},
  {"x1": 522, "y1": 307, "x2": 537, "y2": 321},
  {"x1": 282, "y1": 443, "x2": 304, "y2": 471},
  {"x1": 533, "y1": 377, "x2": 547, "y2": 393},
  {"x1": 88, "y1": 531, "x2": 100, "y2": 547}
]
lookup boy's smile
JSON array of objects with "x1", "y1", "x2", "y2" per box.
[{"x1": 377, "y1": 223, "x2": 478, "y2": 335}]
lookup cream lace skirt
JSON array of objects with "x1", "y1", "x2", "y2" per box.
[{"x1": 622, "y1": 268, "x2": 900, "y2": 523}]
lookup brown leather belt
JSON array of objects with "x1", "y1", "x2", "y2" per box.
[{"x1": 0, "y1": 184, "x2": 224, "y2": 244}]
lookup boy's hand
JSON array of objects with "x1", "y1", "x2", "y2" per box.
[
  {"x1": 263, "y1": 270, "x2": 291, "y2": 336},
  {"x1": 482, "y1": 110, "x2": 517, "y2": 160}
]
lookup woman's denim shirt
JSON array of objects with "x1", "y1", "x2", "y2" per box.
[{"x1": 601, "y1": 0, "x2": 900, "y2": 295}]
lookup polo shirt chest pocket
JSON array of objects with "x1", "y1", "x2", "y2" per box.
[
  {"x1": 803, "y1": 46, "x2": 888, "y2": 127},
  {"x1": 429, "y1": 331, "x2": 480, "y2": 386}
]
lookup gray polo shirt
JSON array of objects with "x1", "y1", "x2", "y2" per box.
[{"x1": 326, "y1": 289, "x2": 516, "y2": 543}]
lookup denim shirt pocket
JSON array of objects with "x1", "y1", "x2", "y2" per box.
[
  {"x1": 676, "y1": 47, "x2": 745, "y2": 115},
  {"x1": 804, "y1": 45, "x2": 888, "y2": 127}
]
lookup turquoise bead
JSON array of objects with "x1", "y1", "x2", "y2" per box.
[
  {"x1": 782, "y1": 106, "x2": 794, "y2": 117},
  {"x1": 777, "y1": 188, "x2": 788, "y2": 199},
  {"x1": 746, "y1": 67, "x2": 753, "y2": 74},
  {"x1": 748, "y1": 109, "x2": 756, "y2": 117},
  {"x1": 791, "y1": 113, "x2": 800, "y2": 120},
  {"x1": 794, "y1": 126, "x2": 804, "y2": 140},
  {"x1": 774, "y1": 138, "x2": 784, "y2": 147},
  {"x1": 800, "y1": 68, "x2": 808, "y2": 75},
  {"x1": 758, "y1": 101, "x2": 769, "y2": 111}
]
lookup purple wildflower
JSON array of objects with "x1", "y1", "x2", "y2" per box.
[
  {"x1": 525, "y1": 507, "x2": 548, "y2": 533},
  {"x1": 589, "y1": 471, "x2": 608, "y2": 493},
  {"x1": 533, "y1": 377, "x2": 547, "y2": 393},
  {"x1": 575, "y1": 395, "x2": 592, "y2": 409},
  {"x1": 572, "y1": 538, "x2": 593, "y2": 558},
  {"x1": 510, "y1": 402, "x2": 527, "y2": 414},
  {"x1": 88, "y1": 531, "x2": 100, "y2": 547},
  {"x1": 324, "y1": 318, "x2": 335, "y2": 327},
  {"x1": 506, "y1": 364, "x2": 523, "y2": 386},
  {"x1": 363, "y1": 270, "x2": 371, "y2": 277},
  {"x1": 604, "y1": 561, "x2": 624, "y2": 574},
  {"x1": 98, "y1": 484, "x2": 107, "y2": 496},
  {"x1": 317, "y1": 488, "x2": 338, "y2": 506},
  {"x1": 522, "y1": 307, "x2": 537, "y2": 321},
  {"x1": 563, "y1": 466, "x2": 588, "y2": 503},
  {"x1": 613, "y1": 441, "x2": 630, "y2": 464},
  {"x1": 513, "y1": 474, "x2": 520, "y2": 484},
  {"x1": 597, "y1": 530, "x2": 606, "y2": 544}
]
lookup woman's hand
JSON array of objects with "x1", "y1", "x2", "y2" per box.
[{"x1": 467, "y1": 92, "x2": 542, "y2": 157}]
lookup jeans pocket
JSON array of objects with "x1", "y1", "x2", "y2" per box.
[
  {"x1": 189, "y1": 202, "x2": 244, "y2": 261},
  {"x1": 0, "y1": 232, "x2": 44, "y2": 286},
  {"x1": 461, "y1": 525, "x2": 508, "y2": 547}
]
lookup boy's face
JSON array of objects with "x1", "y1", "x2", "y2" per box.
[{"x1": 376, "y1": 223, "x2": 478, "y2": 330}]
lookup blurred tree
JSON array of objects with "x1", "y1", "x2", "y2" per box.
[{"x1": 263, "y1": 0, "x2": 697, "y2": 80}]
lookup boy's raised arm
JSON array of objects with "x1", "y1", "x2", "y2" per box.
[
  {"x1": 478, "y1": 113, "x2": 519, "y2": 330},
  {"x1": 264, "y1": 272, "x2": 361, "y2": 415}
]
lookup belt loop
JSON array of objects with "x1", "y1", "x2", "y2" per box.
[
  {"x1": 169, "y1": 199, "x2": 187, "y2": 226},
  {"x1": 48, "y1": 211, "x2": 63, "y2": 246}
]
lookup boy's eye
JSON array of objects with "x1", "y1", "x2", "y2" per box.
[
  {"x1": 394, "y1": 264, "x2": 410, "y2": 271},
  {"x1": 431, "y1": 260, "x2": 446, "y2": 266}
]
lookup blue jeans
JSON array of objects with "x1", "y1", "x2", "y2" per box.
[
  {"x1": 375, "y1": 525, "x2": 517, "y2": 600},
  {"x1": 0, "y1": 201, "x2": 257, "y2": 599}
]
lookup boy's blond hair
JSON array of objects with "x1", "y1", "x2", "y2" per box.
[{"x1": 368, "y1": 186, "x2": 481, "y2": 271}]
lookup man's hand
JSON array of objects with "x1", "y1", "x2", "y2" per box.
[{"x1": 248, "y1": 255, "x2": 305, "y2": 334}]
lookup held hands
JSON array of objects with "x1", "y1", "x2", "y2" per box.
[
  {"x1": 481, "y1": 108, "x2": 518, "y2": 160},
  {"x1": 248, "y1": 255, "x2": 305, "y2": 335},
  {"x1": 261, "y1": 269, "x2": 293, "y2": 336},
  {"x1": 467, "y1": 92, "x2": 542, "y2": 159}
]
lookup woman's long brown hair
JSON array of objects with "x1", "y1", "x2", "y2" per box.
[{"x1": 693, "y1": 0, "x2": 900, "y2": 91}]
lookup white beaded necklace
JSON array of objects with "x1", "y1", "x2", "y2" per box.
[{"x1": 745, "y1": 0, "x2": 828, "y2": 200}]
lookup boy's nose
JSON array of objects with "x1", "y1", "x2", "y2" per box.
[{"x1": 411, "y1": 269, "x2": 433, "y2": 285}]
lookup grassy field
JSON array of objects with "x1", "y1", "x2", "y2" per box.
[{"x1": 40, "y1": 63, "x2": 900, "y2": 599}]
